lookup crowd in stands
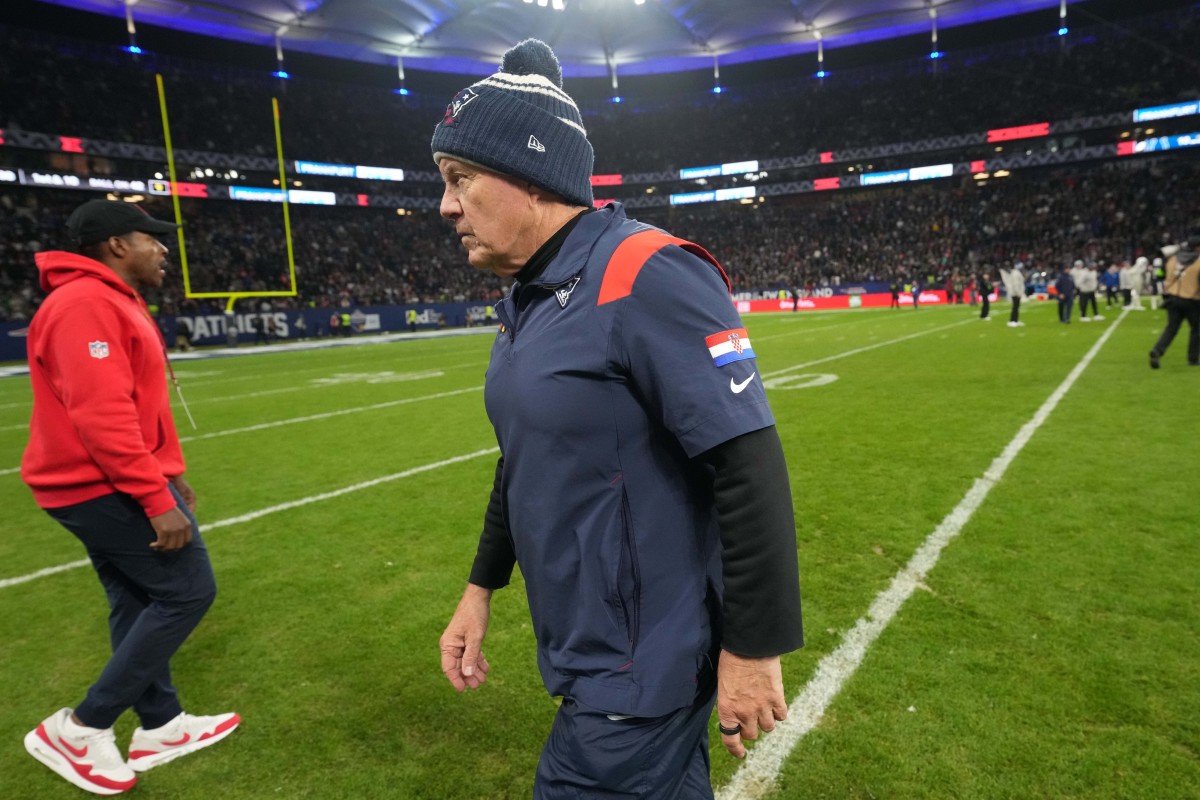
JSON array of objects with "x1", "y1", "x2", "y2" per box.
[
  {"x1": 0, "y1": 189, "x2": 502, "y2": 321},
  {"x1": 3, "y1": 154, "x2": 1195, "y2": 324},
  {"x1": 1, "y1": 5, "x2": 1196, "y2": 173},
  {"x1": 589, "y1": 5, "x2": 1200, "y2": 173},
  {"x1": 1, "y1": 4, "x2": 1198, "y2": 325},
  {"x1": 668, "y1": 156, "x2": 1195, "y2": 295}
]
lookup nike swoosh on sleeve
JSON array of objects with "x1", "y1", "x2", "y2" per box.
[{"x1": 730, "y1": 373, "x2": 755, "y2": 394}]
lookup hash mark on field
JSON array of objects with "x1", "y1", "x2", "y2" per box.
[
  {"x1": 0, "y1": 449, "x2": 498, "y2": 590},
  {"x1": 717, "y1": 310, "x2": 1128, "y2": 800}
]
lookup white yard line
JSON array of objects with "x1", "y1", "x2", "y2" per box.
[
  {"x1": 752, "y1": 305, "x2": 959, "y2": 343},
  {"x1": 0, "y1": 559, "x2": 92, "y2": 590},
  {"x1": 0, "y1": 322, "x2": 967, "y2": 476},
  {"x1": 718, "y1": 309, "x2": 1128, "y2": 800},
  {"x1": 762, "y1": 319, "x2": 974, "y2": 376},
  {"x1": 177, "y1": 386, "x2": 482, "y2": 443},
  {"x1": 0, "y1": 316, "x2": 971, "y2": 588},
  {"x1": 0, "y1": 448, "x2": 498, "y2": 590}
]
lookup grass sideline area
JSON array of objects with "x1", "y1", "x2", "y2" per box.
[{"x1": 1, "y1": 301, "x2": 1197, "y2": 799}]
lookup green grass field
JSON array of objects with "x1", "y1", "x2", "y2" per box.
[{"x1": 2, "y1": 299, "x2": 1197, "y2": 799}]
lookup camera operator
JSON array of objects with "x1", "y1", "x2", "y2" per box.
[{"x1": 1149, "y1": 235, "x2": 1200, "y2": 369}]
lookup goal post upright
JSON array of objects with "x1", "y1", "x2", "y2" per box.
[
  {"x1": 155, "y1": 74, "x2": 299, "y2": 315},
  {"x1": 155, "y1": 73, "x2": 191, "y2": 295}
]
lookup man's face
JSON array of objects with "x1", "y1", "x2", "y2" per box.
[
  {"x1": 121, "y1": 231, "x2": 170, "y2": 290},
  {"x1": 438, "y1": 158, "x2": 538, "y2": 278}
]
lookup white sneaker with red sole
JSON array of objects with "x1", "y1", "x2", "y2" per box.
[
  {"x1": 24, "y1": 708, "x2": 137, "y2": 795},
  {"x1": 126, "y1": 711, "x2": 241, "y2": 772}
]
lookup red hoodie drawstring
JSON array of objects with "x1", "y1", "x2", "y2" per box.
[{"x1": 137, "y1": 295, "x2": 197, "y2": 430}]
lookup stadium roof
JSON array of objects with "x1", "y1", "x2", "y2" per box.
[{"x1": 32, "y1": 0, "x2": 1077, "y2": 77}]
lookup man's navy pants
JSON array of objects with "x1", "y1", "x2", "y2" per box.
[
  {"x1": 534, "y1": 668, "x2": 717, "y2": 799},
  {"x1": 46, "y1": 485, "x2": 216, "y2": 730}
]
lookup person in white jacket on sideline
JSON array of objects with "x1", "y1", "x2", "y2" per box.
[
  {"x1": 1071, "y1": 260, "x2": 1103, "y2": 321},
  {"x1": 1122, "y1": 257, "x2": 1149, "y2": 310},
  {"x1": 999, "y1": 262, "x2": 1027, "y2": 327}
]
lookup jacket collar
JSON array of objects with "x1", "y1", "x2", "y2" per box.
[{"x1": 523, "y1": 202, "x2": 625, "y2": 287}]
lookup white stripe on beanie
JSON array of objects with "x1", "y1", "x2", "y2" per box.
[
  {"x1": 476, "y1": 76, "x2": 588, "y2": 136},
  {"x1": 478, "y1": 74, "x2": 581, "y2": 113}
]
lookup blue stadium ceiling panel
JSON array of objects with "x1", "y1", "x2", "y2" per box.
[{"x1": 29, "y1": 0, "x2": 1077, "y2": 76}]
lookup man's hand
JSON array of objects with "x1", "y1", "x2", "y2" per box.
[
  {"x1": 440, "y1": 583, "x2": 493, "y2": 692},
  {"x1": 716, "y1": 650, "x2": 788, "y2": 759},
  {"x1": 148, "y1": 507, "x2": 193, "y2": 552},
  {"x1": 171, "y1": 474, "x2": 197, "y2": 513}
]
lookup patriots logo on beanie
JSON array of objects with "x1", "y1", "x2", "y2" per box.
[
  {"x1": 431, "y1": 38, "x2": 595, "y2": 208},
  {"x1": 442, "y1": 87, "x2": 479, "y2": 126}
]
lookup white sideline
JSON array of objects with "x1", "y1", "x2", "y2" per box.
[
  {"x1": 0, "y1": 448, "x2": 498, "y2": 590},
  {"x1": 717, "y1": 309, "x2": 1128, "y2": 800}
]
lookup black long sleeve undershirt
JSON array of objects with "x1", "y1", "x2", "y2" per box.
[
  {"x1": 697, "y1": 425, "x2": 804, "y2": 657},
  {"x1": 467, "y1": 426, "x2": 804, "y2": 658},
  {"x1": 468, "y1": 456, "x2": 514, "y2": 589}
]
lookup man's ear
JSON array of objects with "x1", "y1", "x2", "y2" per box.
[
  {"x1": 524, "y1": 181, "x2": 544, "y2": 206},
  {"x1": 106, "y1": 235, "x2": 128, "y2": 258}
]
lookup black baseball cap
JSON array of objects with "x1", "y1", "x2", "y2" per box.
[{"x1": 66, "y1": 199, "x2": 179, "y2": 245}]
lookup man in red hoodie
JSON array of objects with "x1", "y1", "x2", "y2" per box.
[{"x1": 21, "y1": 200, "x2": 238, "y2": 796}]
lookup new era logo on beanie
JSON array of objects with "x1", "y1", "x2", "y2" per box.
[{"x1": 431, "y1": 39, "x2": 594, "y2": 208}]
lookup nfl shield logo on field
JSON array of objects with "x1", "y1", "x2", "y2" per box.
[{"x1": 88, "y1": 340, "x2": 110, "y2": 359}]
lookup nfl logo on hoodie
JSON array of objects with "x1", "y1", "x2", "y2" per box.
[{"x1": 88, "y1": 340, "x2": 110, "y2": 359}]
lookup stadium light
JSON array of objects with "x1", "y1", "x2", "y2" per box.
[
  {"x1": 712, "y1": 55, "x2": 722, "y2": 95},
  {"x1": 929, "y1": 6, "x2": 939, "y2": 61},
  {"x1": 814, "y1": 29, "x2": 825, "y2": 79},
  {"x1": 124, "y1": 0, "x2": 140, "y2": 56},
  {"x1": 1058, "y1": 27, "x2": 1069, "y2": 36},
  {"x1": 608, "y1": 58, "x2": 621, "y2": 104},
  {"x1": 274, "y1": 34, "x2": 288, "y2": 79},
  {"x1": 395, "y1": 57, "x2": 409, "y2": 97},
  {"x1": 1058, "y1": 0, "x2": 1068, "y2": 37}
]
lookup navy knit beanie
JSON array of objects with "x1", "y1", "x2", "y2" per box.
[{"x1": 432, "y1": 39, "x2": 594, "y2": 208}]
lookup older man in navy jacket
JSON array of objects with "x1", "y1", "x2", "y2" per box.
[{"x1": 433, "y1": 40, "x2": 803, "y2": 799}]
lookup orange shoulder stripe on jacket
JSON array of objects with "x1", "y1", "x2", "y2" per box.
[{"x1": 596, "y1": 230, "x2": 730, "y2": 305}]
